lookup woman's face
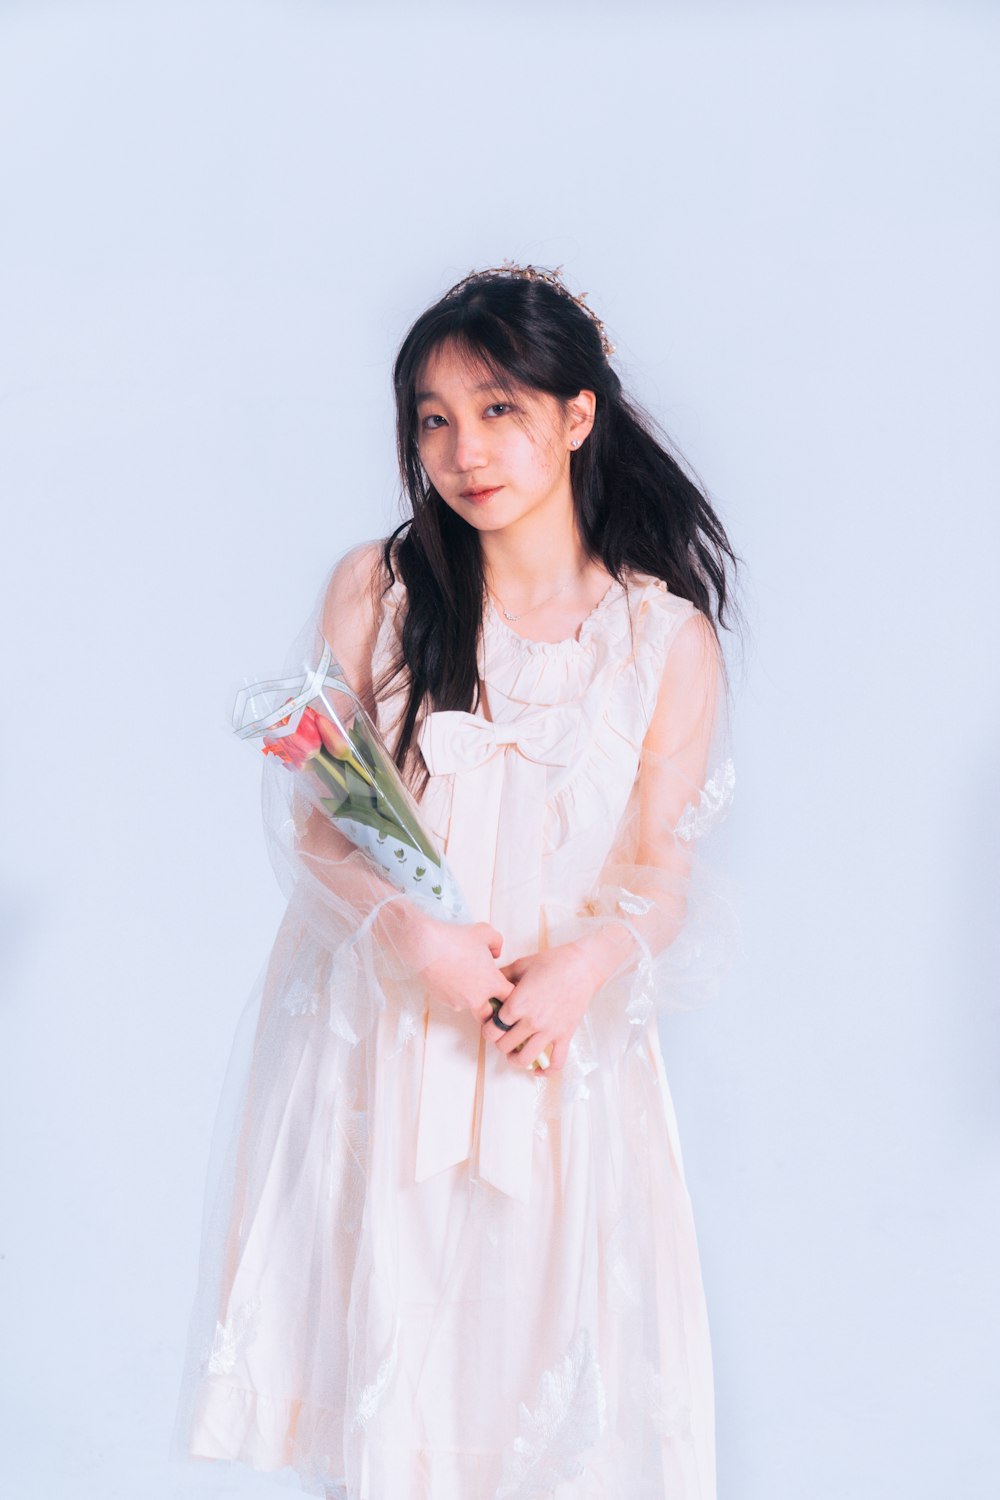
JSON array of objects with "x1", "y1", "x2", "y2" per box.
[{"x1": 414, "y1": 340, "x2": 593, "y2": 535}]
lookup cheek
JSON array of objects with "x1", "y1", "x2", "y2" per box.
[
  {"x1": 416, "y1": 436, "x2": 441, "y2": 477},
  {"x1": 525, "y1": 444, "x2": 564, "y2": 487},
  {"x1": 506, "y1": 430, "x2": 561, "y2": 483}
]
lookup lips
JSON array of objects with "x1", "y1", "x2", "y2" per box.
[{"x1": 461, "y1": 486, "x2": 502, "y2": 501}]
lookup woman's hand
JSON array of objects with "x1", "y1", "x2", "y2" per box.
[
  {"x1": 399, "y1": 911, "x2": 514, "y2": 1023},
  {"x1": 481, "y1": 939, "x2": 609, "y2": 1072}
]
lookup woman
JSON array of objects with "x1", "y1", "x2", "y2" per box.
[{"x1": 173, "y1": 262, "x2": 743, "y2": 1499}]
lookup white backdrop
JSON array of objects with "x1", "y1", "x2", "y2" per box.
[{"x1": 1, "y1": 2, "x2": 997, "y2": 1496}]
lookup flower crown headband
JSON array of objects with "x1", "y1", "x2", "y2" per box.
[{"x1": 442, "y1": 258, "x2": 616, "y2": 358}]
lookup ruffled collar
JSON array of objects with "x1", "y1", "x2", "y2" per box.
[
  {"x1": 483, "y1": 575, "x2": 627, "y2": 655},
  {"x1": 478, "y1": 570, "x2": 674, "y2": 707},
  {"x1": 378, "y1": 564, "x2": 678, "y2": 708}
]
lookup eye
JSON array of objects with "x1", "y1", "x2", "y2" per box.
[{"x1": 419, "y1": 402, "x2": 513, "y2": 432}]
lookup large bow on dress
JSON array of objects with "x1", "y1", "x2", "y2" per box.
[{"x1": 414, "y1": 701, "x2": 584, "y2": 1203}]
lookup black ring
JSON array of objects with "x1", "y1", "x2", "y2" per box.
[{"x1": 490, "y1": 997, "x2": 515, "y2": 1031}]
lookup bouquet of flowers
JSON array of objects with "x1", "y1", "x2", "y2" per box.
[{"x1": 232, "y1": 641, "x2": 549, "y2": 1069}]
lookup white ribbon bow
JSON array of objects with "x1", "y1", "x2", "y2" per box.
[{"x1": 413, "y1": 701, "x2": 584, "y2": 1202}]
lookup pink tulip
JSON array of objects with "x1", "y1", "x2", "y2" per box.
[
  {"x1": 316, "y1": 713, "x2": 353, "y2": 760},
  {"x1": 262, "y1": 702, "x2": 323, "y2": 769}
]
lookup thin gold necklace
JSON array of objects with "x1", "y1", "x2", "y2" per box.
[{"x1": 487, "y1": 563, "x2": 589, "y2": 622}]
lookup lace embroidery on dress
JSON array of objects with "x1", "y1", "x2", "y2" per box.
[
  {"x1": 604, "y1": 1219, "x2": 642, "y2": 1314},
  {"x1": 350, "y1": 1317, "x2": 400, "y2": 1431},
  {"x1": 205, "y1": 1291, "x2": 263, "y2": 1376},
  {"x1": 281, "y1": 975, "x2": 321, "y2": 1017},
  {"x1": 331, "y1": 1102, "x2": 368, "y2": 1232},
  {"x1": 629, "y1": 1354, "x2": 695, "y2": 1442},
  {"x1": 327, "y1": 1005, "x2": 361, "y2": 1046},
  {"x1": 531, "y1": 1071, "x2": 565, "y2": 1143},
  {"x1": 474, "y1": 1175, "x2": 510, "y2": 1249},
  {"x1": 495, "y1": 1325, "x2": 609, "y2": 1500},
  {"x1": 615, "y1": 891, "x2": 655, "y2": 919},
  {"x1": 386, "y1": 1004, "x2": 420, "y2": 1059},
  {"x1": 281, "y1": 943, "x2": 329, "y2": 1018},
  {"x1": 562, "y1": 1024, "x2": 598, "y2": 1103},
  {"x1": 675, "y1": 756, "x2": 736, "y2": 842},
  {"x1": 326, "y1": 942, "x2": 365, "y2": 1045}
]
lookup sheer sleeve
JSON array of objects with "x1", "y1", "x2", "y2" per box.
[
  {"x1": 573, "y1": 608, "x2": 741, "y2": 1036},
  {"x1": 169, "y1": 548, "x2": 441, "y2": 1463},
  {"x1": 255, "y1": 542, "x2": 438, "y2": 1034}
]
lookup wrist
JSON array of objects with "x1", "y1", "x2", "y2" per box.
[
  {"x1": 571, "y1": 922, "x2": 641, "y2": 988},
  {"x1": 374, "y1": 899, "x2": 437, "y2": 970}
]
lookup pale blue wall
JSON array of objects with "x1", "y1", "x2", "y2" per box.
[{"x1": 1, "y1": 2, "x2": 997, "y2": 1496}]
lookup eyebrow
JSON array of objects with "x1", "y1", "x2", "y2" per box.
[{"x1": 415, "y1": 382, "x2": 503, "y2": 404}]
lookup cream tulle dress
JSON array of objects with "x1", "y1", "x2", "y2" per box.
[{"x1": 171, "y1": 557, "x2": 738, "y2": 1500}]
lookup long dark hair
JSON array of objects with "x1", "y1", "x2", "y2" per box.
[{"x1": 373, "y1": 267, "x2": 744, "y2": 777}]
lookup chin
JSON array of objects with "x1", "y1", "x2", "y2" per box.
[{"x1": 448, "y1": 497, "x2": 520, "y2": 529}]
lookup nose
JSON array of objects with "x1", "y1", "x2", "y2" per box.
[{"x1": 448, "y1": 420, "x2": 489, "y2": 474}]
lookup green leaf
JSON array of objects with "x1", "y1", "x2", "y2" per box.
[{"x1": 311, "y1": 755, "x2": 348, "y2": 798}]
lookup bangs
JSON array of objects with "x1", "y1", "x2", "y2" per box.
[{"x1": 414, "y1": 331, "x2": 556, "y2": 442}]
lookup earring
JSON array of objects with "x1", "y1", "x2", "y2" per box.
[{"x1": 570, "y1": 439, "x2": 579, "y2": 449}]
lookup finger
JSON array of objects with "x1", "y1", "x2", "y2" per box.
[
  {"x1": 493, "y1": 1017, "x2": 538, "y2": 1057},
  {"x1": 483, "y1": 924, "x2": 504, "y2": 957},
  {"x1": 511, "y1": 1033, "x2": 548, "y2": 1071},
  {"x1": 549, "y1": 1038, "x2": 568, "y2": 1071},
  {"x1": 482, "y1": 1003, "x2": 513, "y2": 1039},
  {"x1": 482, "y1": 989, "x2": 522, "y2": 1030},
  {"x1": 430, "y1": 993, "x2": 465, "y2": 1015},
  {"x1": 521, "y1": 1037, "x2": 552, "y2": 1072},
  {"x1": 492, "y1": 973, "x2": 516, "y2": 1001},
  {"x1": 481, "y1": 1001, "x2": 519, "y2": 1043}
]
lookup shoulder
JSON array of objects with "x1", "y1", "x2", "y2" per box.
[
  {"x1": 620, "y1": 568, "x2": 703, "y2": 669},
  {"x1": 644, "y1": 605, "x2": 724, "y2": 755},
  {"x1": 321, "y1": 538, "x2": 389, "y2": 615},
  {"x1": 318, "y1": 538, "x2": 396, "y2": 708},
  {"x1": 619, "y1": 571, "x2": 722, "y2": 731},
  {"x1": 319, "y1": 537, "x2": 402, "y2": 640},
  {"x1": 623, "y1": 569, "x2": 697, "y2": 621}
]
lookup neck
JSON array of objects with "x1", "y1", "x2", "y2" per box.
[{"x1": 478, "y1": 505, "x2": 591, "y2": 602}]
